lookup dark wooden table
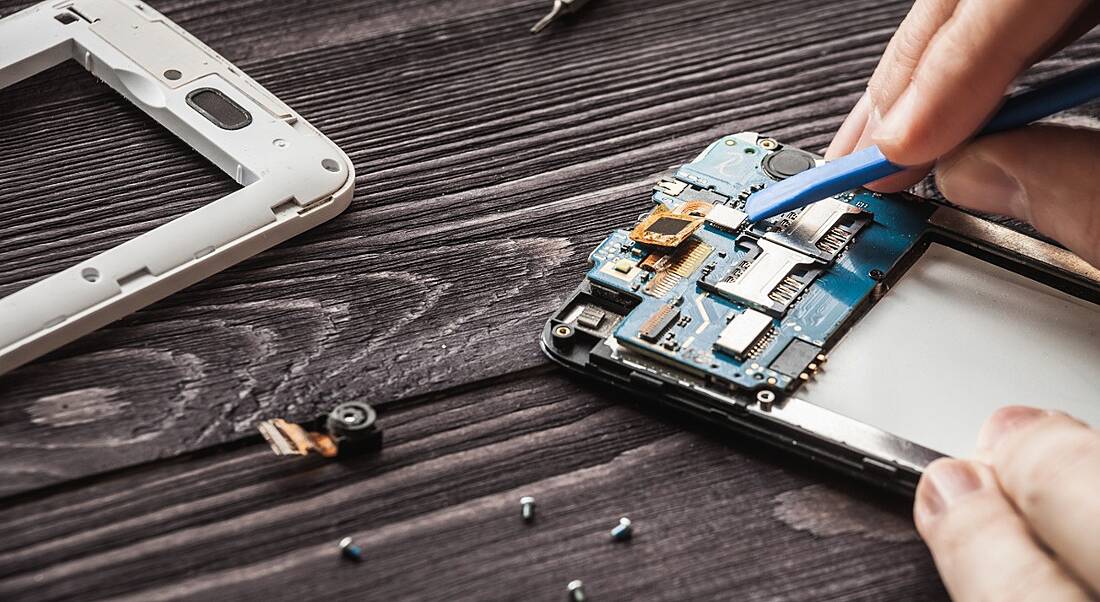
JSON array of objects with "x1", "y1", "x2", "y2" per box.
[{"x1": 1, "y1": 0, "x2": 1097, "y2": 599}]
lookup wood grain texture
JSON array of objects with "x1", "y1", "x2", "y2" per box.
[
  {"x1": 0, "y1": 0, "x2": 1097, "y2": 597},
  {"x1": 2, "y1": 0, "x2": 1098, "y2": 491},
  {"x1": 0, "y1": 371, "x2": 946, "y2": 601}
]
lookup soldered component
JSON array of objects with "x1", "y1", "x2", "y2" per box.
[
  {"x1": 654, "y1": 177, "x2": 688, "y2": 196},
  {"x1": 612, "y1": 258, "x2": 634, "y2": 274},
  {"x1": 705, "y1": 204, "x2": 747, "y2": 233},
  {"x1": 598, "y1": 256, "x2": 640, "y2": 282},
  {"x1": 764, "y1": 196, "x2": 870, "y2": 262},
  {"x1": 629, "y1": 204, "x2": 707, "y2": 249},
  {"x1": 744, "y1": 325, "x2": 779, "y2": 360},
  {"x1": 714, "y1": 308, "x2": 773, "y2": 358},
  {"x1": 639, "y1": 303, "x2": 680, "y2": 342},
  {"x1": 703, "y1": 238, "x2": 822, "y2": 316},
  {"x1": 770, "y1": 339, "x2": 824, "y2": 379},
  {"x1": 258, "y1": 401, "x2": 382, "y2": 458}
]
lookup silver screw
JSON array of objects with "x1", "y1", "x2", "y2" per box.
[
  {"x1": 338, "y1": 536, "x2": 364, "y2": 562},
  {"x1": 567, "y1": 580, "x2": 586, "y2": 602},
  {"x1": 520, "y1": 496, "x2": 536, "y2": 523},
  {"x1": 610, "y1": 517, "x2": 632, "y2": 541}
]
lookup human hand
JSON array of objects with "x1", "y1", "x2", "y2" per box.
[
  {"x1": 914, "y1": 407, "x2": 1100, "y2": 600},
  {"x1": 826, "y1": 0, "x2": 1100, "y2": 266}
]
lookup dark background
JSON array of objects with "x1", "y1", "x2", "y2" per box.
[{"x1": 1, "y1": 0, "x2": 1097, "y2": 599}]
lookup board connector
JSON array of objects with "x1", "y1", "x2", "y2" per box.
[{"x1": 258, "y1": 401, "x2": 383, "y2": 458}]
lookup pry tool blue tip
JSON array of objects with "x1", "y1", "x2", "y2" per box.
[{"x1": 744, "y1": 64, "x2": 1100, "y2": 222}]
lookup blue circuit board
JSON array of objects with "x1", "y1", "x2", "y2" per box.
[{"x1": 584, "y1": 132, "x2": 933, "y2": 393}]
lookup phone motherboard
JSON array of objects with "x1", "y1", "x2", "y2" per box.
[{"x1": 545, "y1": 132, "x2": 934, "y2": 399}]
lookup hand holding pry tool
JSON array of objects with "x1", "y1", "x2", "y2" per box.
[
  {"x1": 531, "y1": 0, "x2": 592, "y2": 34},
  {"x1": 744, "y1": 64, "x2": 1100, "y2": 222}
]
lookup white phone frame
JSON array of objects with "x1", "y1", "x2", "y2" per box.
[{"x1": 0, "y1": 0, "x2": 355, "y2": 375}]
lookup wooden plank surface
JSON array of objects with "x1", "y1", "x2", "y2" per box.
[
  {"x1": 0, "y1": 0, "x2": 1097, "y2": 597},
  {"x1": 0, "y1": 370, "x2": 944, "y2": 601}
]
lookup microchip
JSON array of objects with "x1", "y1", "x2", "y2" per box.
[
  {"x1": 639, "y1": 304, "x2": 680, "y2": 342},
  {"x1": 629, "y1": 204, "x2": 705, "y2": 249},
  {"x1": 649, "y1": 216, "x2": 693, "y2": 236},
  {"x1": 769, "y1": 339, "x2": 822, "y2": 378}
]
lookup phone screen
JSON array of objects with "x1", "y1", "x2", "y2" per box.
[{"x1": 802, "y1": 243, "x2": 1100, "y2": 457}]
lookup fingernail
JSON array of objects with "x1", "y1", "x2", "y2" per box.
[
  {"x1": 936, "y1": 150, "x2": 1027, "y2": 219},
  {"x1": 826, "y1": 92, "x2": 872, "y2": 159},
  {"x1": 875, "y1": 85, "x2": 919, "y2": 147},
  {"x1": 917, "y1": 459, "x2": 983, "y2": 521},
  {"x1": 851, "y1": 103, "x2": 884, "y2": 153},
  {"x1": 976, "y1": 406, "x2": 1048, "y2": 457}
]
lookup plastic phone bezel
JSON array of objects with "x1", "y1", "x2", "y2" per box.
[{"x1": 0, "y1": 0, "x2": 356, "y2": 375}]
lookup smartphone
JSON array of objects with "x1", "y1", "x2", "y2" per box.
[{"x1": 541, "y1": 132, "x2": 1100, "y2": 494}]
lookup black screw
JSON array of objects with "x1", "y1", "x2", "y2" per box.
[
  {"x1": 869, "y1": 269, "x2": 885, "y2": 281},
  {"x1": 567, "y1": 580, "x2": 586, "y2": 602}
]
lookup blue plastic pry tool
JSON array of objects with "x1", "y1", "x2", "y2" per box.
[{"x1": 744, "y1": 63, "x2": 1100, "y2": 222}]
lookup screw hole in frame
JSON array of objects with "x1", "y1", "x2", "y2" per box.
[
  {"x1": 163, "y1": 69, "x2": 182, "y2": 81},
  {"x1": 321, "y1": 158, "x2": 340, "y2": 172},
  {"x1": 81, "y1": 268, "x2": 100, "y2": 283}
]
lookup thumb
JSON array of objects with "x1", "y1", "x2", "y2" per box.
[{"x1": 935, "y1": 124, "x2": 1100, "y2": 267}]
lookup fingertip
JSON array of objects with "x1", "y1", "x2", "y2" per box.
[
  {"x1": 917, "y1": 454, "x2": 1094, "y2": 602},
  {"x1": 934, "y1": 142, "x2": 1029, "y2": 219},
  {"x1": 914, "y1": 458, "x2": 987, "y2": 532},
  {"x1": 975, "y1": 406, "x2": 1049, "y2": 461},
  {"x1": 849, "y1": 104, "x2": 884, "y2": 157},
  {"x1": 870, "y1": 85, "x2": 926, "y2": 164}
]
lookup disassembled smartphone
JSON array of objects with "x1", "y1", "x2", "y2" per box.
[
  {"x1": 0, "y1": 0, "x2": 354, "y2": 375},
  {"x1": 543, "y1": 132, "x2": 1100, "y2": 494}
]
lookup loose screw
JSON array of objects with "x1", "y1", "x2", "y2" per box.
[
  {"x1": 610, "y1": 517, "x2": 633, "y2": 541},
  {"x1": 338, "y1": 536, "x2": 364, "y2": 562},
  {"x1": 520, "y1": 496, "x2": 536, "y2": 523},
  {"x1": 567, "y1": 579, "x2": 586, "y2": 602}
]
